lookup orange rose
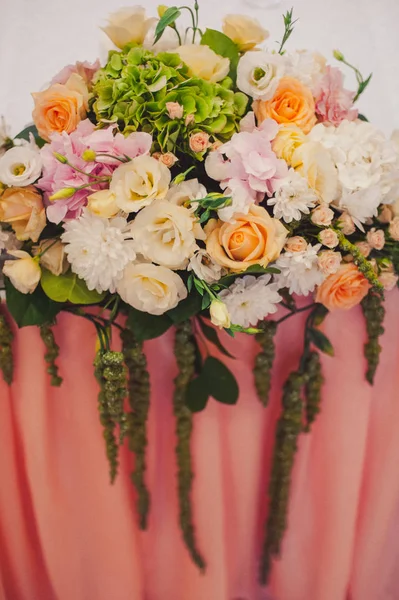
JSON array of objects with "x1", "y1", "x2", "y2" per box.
[
  {"x1": 0, "y1": 185, "x2": 46, "y2": 242},
  {"x1": 254, "y1": 77, "x2": 317, "y2": 134},
  {"x1": 32, "y1": 73, "x2": 89, "y2": 141},
  {"x1": 315, "y1": 263, "x2": 371, "y2": 311},
  {"x1": 206, "y1": 204, "x2": 287, "y2": 272}
]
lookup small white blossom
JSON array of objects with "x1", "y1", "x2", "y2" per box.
[
  {"x1": 268, "y1": 169, "x2": 318, "y2": 223},
  {"x1": 62, "y1": 210, "x2": 136, "y2": 293},
  {"x1": 275, "y1": 243, "x2": 325, "y2": 296},
  {"x1": 219, "y1": 274, "x2": 282, "y2": 328},
  {"x1": 0, "y1": 144, "x2": 42, "y2": 187},
  {"x1": 188, "y1": 250, "x2": 223, "y2": 284}
]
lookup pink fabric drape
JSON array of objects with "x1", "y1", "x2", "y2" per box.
[{"x1": 1, "y1": 292, "x2": 399, "y2": 600}]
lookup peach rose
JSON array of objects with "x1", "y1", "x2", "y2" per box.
[
  {"x1": 377, "y1": 205, "x2": 393, "y2": 224},
  {"x1": 165, "y1": 102, "x2": 184, "y2": 120},
  {"x1": 189, "y1": 132, "x2": 210, "y2": 154},
  {"x1": 0, "y1": 185, "x2": 46, "y2": 242},
  {"x1": 379, "y1": 272, "x2": 398, "y2": 291},
  {"x1": 32, "y1": 74, "x2": 89, "y2": 141},
  {"x1": 337, "y1": 211, "x2": 355, "y2": 235},
  {"x1": 366, "y1": 228, "x2": 385, "y2": 251},
  {"x1": 319, "y1": 229, "x2": 339, "y2": 248},
  {"x1": 389, "y1": 217, "x2": 399, "y2": 241},
  {"x1": 317, "y1": 250, "x2": 342, "y2": 275},
  {"x1": 315, "y1": 263, "x2": 371, "y2": 311},
  {"x1": 253, "y1": 77, "x2": 317, "y2": 134},
  {"x1": 206, "y1": 204, "x2": 287, "y2": 272},
  {"x1": 311, "y1": 204, "x2": 334, "y2": 227},
  {"x1": 285, "y1": 236, "x2": 307, "y2": 252},
  {"x1": 355, "y1": 241, "x2": 371, "y2": 258}
]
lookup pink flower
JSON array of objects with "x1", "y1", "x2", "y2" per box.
[
  {"x1": 189, "y1": 132, "x2": 210, "y2": 153},
  {"x1": 51, "y1": 60, "x2": 101, "y2": 88},
  {"x1": 319, "y1": 229, "x2": 339, "y2": 248},
  {"x1": 165, "y1": 102, "x2": 184, "y2": 120},
  {"x1": 285, "y1": 236, "x2": 308, "y2": 252},
  {"x1": 314, "y1": 66, "x2": 358, "y2": 126},
  {"x1": 366, "y1": 228, "x2": 385, "y2": 250},
  {"x1": 318, "y1": 250, "x2": 342, "y2": 275},
  {"x1": 355, "y1": 241, "x2": 372, "y2": 257},
  {"x1": 379, "y1": 271, "x2": 398, "y2": 291},
  {"x1": 389, "y1": 217, "x2": 399, "y2": 241},
  {"x1": 311, "y1": 204, "x2": 334, "y2": 227},
  {"x1": 337, "y1": 211, "x2": 355, "y2": 235},
  {"x1": 205, "y1": 118, "x2": 288, "y2": 200},
  {"x1": 37, "y1": 119, "x2": 152, "y2": 223}
]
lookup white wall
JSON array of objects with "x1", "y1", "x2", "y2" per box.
[{"x1": 1, "y1": 0, "x2": 399, "y2": 136}]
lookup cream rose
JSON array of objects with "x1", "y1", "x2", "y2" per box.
[
  {"x1": 285, "y1": 236, "x2": 308, "y2": 252},
  {"x1": 206, "y1": 204, "x2": 287, "y2": 272},
  {"x1": 33, "y1": 239, "x2": 69, "y2": 276},
  {"x1": 210, "y1": 299, "x2": 231, "y2": 329},
  {"x1": 0, "y1": 146, "x2": 42, "y2": 187},
  {"x1": 222, "y1": 14, "x2": 268, "y2": 52},
  {"x1": 3, "y1": 250, "x2": 41, "y2": 294},
  {"x1": 292, "y1": 141, "x2": 338, "y2": 205},
  {"x1": 110, "y1": 155, "x2": 171, "y2": 213},
  {"x1": 87, "y1": 189, "x2": 119, "y2": 218},
  {"x1": 272, "y1": 125, "x2": 306, "y2": 165},
  {"x1": 116, "y1": 262, "x2": 187, "y2": 315},
  {"x1": 102, "y1": 6, "x2": 156, "y2": 49},
  {"x1": 366, "y1": 228, "x2": 385, "y2": 250},
  {"x1": 129, "y1": 199, "x2": 203, "y2": 269},
  {"x1": 0, "y1": 186, "x2": 46, "y2": 242},
  {"x1": 177, "y1": 44, "x2": 230, "y2": 83},
  {"x1": 237, "y1": 51, "x2": 285, "y2": 101},
  {"x1": 311, "y1": 204, "x2": 334, "y2": 227},
  {"x1": 319, "y1": 229, "x2": 339, "y2": 249}
]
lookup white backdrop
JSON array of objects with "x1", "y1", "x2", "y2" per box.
[{"x1": 1, "y1": 0, "x2": 399, "y2": 136}]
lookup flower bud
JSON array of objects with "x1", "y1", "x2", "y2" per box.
[
  {"x1": 82, "y1": 149, "x2": 97, "y2": 162},
  {"x1": 210, "y1": 299, "x2": 231, "y2": 329},
  {"x1": 333, "y1": 49, "x2": 345, "y2": 61},
  {"x1": 49, "y1": 187, "x2": 76, "y2": 201},
  {"x1": 157, "y1": 4, "x2": 168, "y2": 18},
  {"x1": 53, "y1": 152, "x2": 68, "y2": 164}
]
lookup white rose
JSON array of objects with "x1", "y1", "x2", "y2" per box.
[
  {"x1": 237, "y1": 51, "x2": 285, "y2": 101},
  {"x1": 110, "y1": 155, "x2": 171, "y2": 213},
  {"x1": 130, "y1": 199, "x2": 203, "y2": 269},
  {"x1": 117, "y1": 262, "x2": 187, "y2": 315},
  {"x1": 222, "y1": 14, "x2": 268, "y2": 52},
  {"x1": 0, "y1": 146, "x2": 42, "y2": 187},
  {"x1": 102, "y1": 6, "x2": 156, "y2": 49},
  {"x1": 209, "y1": 299, "x2": 231, "y2": 329},
  {"x1": 188, "y1": 250, "x2": 223, "y2": 284},
  {"x1": 2, "y1": 250, "x2": 41, "y2": 294},
  {"x1": 166, "y1": 178, "x2": 207, "y2": 207},
  {"x1": 177, "y1": 44, "x2": 230, "y2": 83}
]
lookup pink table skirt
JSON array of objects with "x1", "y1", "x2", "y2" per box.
[{"x1": 1, "y1": 292, "x2": 399, "y2": 600}]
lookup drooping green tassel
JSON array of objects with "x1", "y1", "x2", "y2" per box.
[
  {"x1": 303, "y1": 351, "x2": 324, "y2": 432},
  {"x1": 40, "y1": 323, "x2": 62, "y2": 387},
  {"x1": 120, "y1": 327, "x2": 151, "y2": 529},
  {"x1": 361, "y1": 291, "x2": 386, "y2": 384},
  {"x1": 173, "y1": 320, "x2": 206, "y2": 571},
  {"x1": 94, "y1": 350, "x2": 127, "y2": 483},
  {"x1": 335, "y1": 231, "x2": 384, "y2": 290},
  {"x1": 0, "y1": 310, "x2": 13, "y2": 385},
  {"x1": 259, "y1": 371, "x2": 304, "y2": 585},
  {"x1": 254, "y1": 321, "x2": 278, "y2": 406}
]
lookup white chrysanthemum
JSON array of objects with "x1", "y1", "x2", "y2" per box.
[
  {"x1": 275, "y1": 243, "x2": 325, "y2": 296},
  {"x1": 268, "y1": 169, "x2": 318, "y2": 223},
  {"x1": 219, "y1": 274, "x2": 282, "y2": 328},
  {"x1": 62, "y1": 210, "x2": 136, "y2": 293},
  {"x1": 188, "y1": 250, "x2": 223, "y2": 284},
  {"x1": 339, "y1": 186, "x2": 381, "y2": 231}
]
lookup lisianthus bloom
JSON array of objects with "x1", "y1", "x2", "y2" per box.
[
  {"x1": 0, "y1": 144, "x2": 42, "y2": 187},
  {"x1": 314, "y1": 66, "x2": 358, "y2": 126},
  {"x1": 37, "y1": 119, "x2": 152, "y2": 223},
  {"x1": 102, "y1": 6, "x2": 156, "y2": 49},
  {"x1": 177, "y1": 44, "x2": 230, "y2": 83},
  {"x1": 2, "y1": 250, "x2": 41, "y2": 294},
  {"x1": 222, "y1": 14, "x2": 268, "y2": 52}
]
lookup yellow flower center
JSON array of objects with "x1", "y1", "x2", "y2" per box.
[{"x1": 13, "y1": 163, "x2": 26, "y2": 176}]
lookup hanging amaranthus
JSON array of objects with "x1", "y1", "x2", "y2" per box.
[
  {"x1": 259, "y1": 370, "x2": 304, "y2": 584},
  {"x1": 121, "y1": 327, "x2": 151, "y2": 529},
  {"x1": 254, "y1": 321, "x2": 277, "y2": 406},
  {"x1": 303, "y1": 351, "x2": 324, "y2": 432},
  {"x1": 94, "y1": 350, "x2": 127, "y2": 483},
  {"x1": 361, "y1": 291, "x2": 386, "y2": 384},
  {"x1": 40, "y1": 323, "x2": 62, "y2": 386},
  {"x1": 173, "y1": 320, "x2": 205, "y2": 571},
  {"x1": 0, "y1": 309, "x2": 13, "y2": 385}
]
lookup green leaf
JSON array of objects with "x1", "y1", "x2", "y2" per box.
[
  {"x1": 14, "y1": 124, "x2": 46, "y2": 148},
  {"x1": 167, "y1": 292, "x2": 202, "y2": 324},
  {"x1": 154, "y1": 7, "x2": 181, "y2": 43},
  {"x1": 5, "y1": 278, "x2": 60, "y2": 328},
  {"x1": 201, "y1": 294, "x2": 211, "y2": 310},
  {"x1": 201, "y1": 29, "x2": 240, "y2": 82},
  {"x1": 127, "y1": 308, "x2": 172, "y2": 342},
  {"x1": 186, "y1": 376, "x2": 209, "y2": 412},
  {"x1": 358, "y1": 113, "x2": 369, "y2": 122},
  {"x1": 202, "y1": 356, "x2": 239, "y2": 405},
  {"x1": 308, "y1": 328, "x2": 334, "y2": 357},
  {"x1": 312, "y1": 304, "x2": 329, "y2": 327},
  {"x1": 41, "y1": 269, "x2": 106, "y2": 304},
  {"x1": 219, "y1": 265, "x2": 280, "y2": 287},
  {"x1": 198, "y1": 318, "x2": 236, "y2": 359}
]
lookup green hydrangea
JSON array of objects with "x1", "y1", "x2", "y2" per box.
[{"x1": 91, "y1": 46, "x2": 248, "y2": 158}]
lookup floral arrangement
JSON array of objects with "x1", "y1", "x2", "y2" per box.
[{"x1": 1, "y1": 3, "x2": 399, "y2": 583}]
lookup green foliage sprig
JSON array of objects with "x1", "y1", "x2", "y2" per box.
[
  {"x1": 121, "y1": 327, "x2": 151, "y2": 529},
  {"x1": 335, "y1": 230, "x2": 384, "y2": 290},
  {"x1": 277, "y1": 8, "x2": 298, "y2": 55},
  {"x1": 173, "y1": 320, "x2": 205, "y2": 571},
  {"x1": 361, "y1": 290, "x2": 385, "y2": 384},
  {"x1": 40, "y1": 323, "x2": 62, "y2": 386},
  {"x1": 94, "y1": 350, "x2": 127, "y2": 483},
  {"x1": 333, "y1": 49, "x2": 372, "y2": 102},
  {"x1": 0, "y1": 308, "x2": 13, "y2": 385}
]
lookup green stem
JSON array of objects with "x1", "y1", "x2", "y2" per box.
[{"x1": 275, "y1": 303, "x2": 316, "y2": 326}]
